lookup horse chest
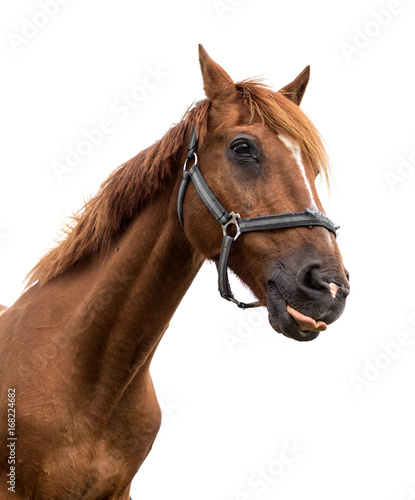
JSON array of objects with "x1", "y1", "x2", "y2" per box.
[
  {"x1": 13, "y1": 388, "x2": 162, "y2": 498},
  {"x1": 19, "y1": 420, "x2": 159, "y2": 498},
  {"x1": 31, "y1": 446, "x2": 125, "y2": 499}
]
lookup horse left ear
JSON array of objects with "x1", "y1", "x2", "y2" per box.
[
  {"x1": 198, "y1": 44, "x2": 237, "y2": 102},
  {"x1": 279, "y1": 66, "x2": 310, "y2": 106}
]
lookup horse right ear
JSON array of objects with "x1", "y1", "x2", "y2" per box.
[
  {"x1": 279, "y1": 66, "x2": 310, "y2": 106},
  {"x1": 198, "y1": 44, "x2": 236, "y2": 102}
]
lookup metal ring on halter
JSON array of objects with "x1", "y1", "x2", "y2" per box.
[
  {"x1": 183, "y1": 153, "x2": 198, "y2": 172},
  {"x1": 222, "y1": 212, "x2": 241, "y2": 240}
]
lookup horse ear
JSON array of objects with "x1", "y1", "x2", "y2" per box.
[
  {"x1": 279, "y1": 66, "x2": 310, "y2": 106},
  {"x1": 198, "y1": 44, "x2": 236, "y2": 101}
]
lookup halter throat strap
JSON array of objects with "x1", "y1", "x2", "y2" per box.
[{"x1": 177, "y1": 127, "x2": 338, "y2": 309}]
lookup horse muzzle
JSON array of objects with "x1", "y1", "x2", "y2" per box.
[{"x1": 266, "y1": 247, "x2": 350, "y2": 341}]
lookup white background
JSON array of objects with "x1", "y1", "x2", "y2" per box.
[{"x1": 1, "y1": 0, "x2": 415, "y2": 499}]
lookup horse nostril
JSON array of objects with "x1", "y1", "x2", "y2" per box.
[
  {"x1": 302, "y1": 265, "x2": 327, "y2": 292},
  {"x1": 301, "y1": 264, "x2": 349, "y2": 298}
]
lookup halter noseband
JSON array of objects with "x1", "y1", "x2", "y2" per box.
[{"x1": 177, "y1": 127, "x2": 338, "y2": 309}]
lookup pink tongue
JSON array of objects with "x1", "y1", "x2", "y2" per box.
[{"x1": 286, "y1": 305, "x2": 327, "y2": 332}]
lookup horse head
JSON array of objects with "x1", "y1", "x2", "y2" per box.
[{"x1": 180, "y1": 46, "x2": 349, "y2": 341}]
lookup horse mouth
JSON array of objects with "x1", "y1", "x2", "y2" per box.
[
  {"x1": 286, "y1": 305, "x2": 327, "y2": 334},
  {"x1": 269, "y1": 307, "x2": 322, "y2": 342},
  {"x1": 266, "y1": 282, "x2": 326, "y2": 342}
]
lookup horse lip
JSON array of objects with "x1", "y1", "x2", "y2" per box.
[
  {"x1": 286, "y1": 304, "x2": 328, "y2": 333},
  {"x1": 266, "y1": 281, "x2": 321, "y2": 342},
  {"x1": 270, "y1": 308, "x2": 321, "y2": 342}
]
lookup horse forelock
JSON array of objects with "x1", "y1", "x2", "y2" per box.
[{"x1": 235, "y1": 79, "x2": 330, "y2": 182}]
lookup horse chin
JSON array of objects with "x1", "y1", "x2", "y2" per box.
[
  {"x1": 266, "y1": 282, "x2": 321, "y2": 342},
  {"x1": 267, "y1": 311, "x2": 320, "y2": 342}
]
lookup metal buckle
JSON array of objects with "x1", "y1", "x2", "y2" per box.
[
  {"x1": 222, "y1": 211, "x2": 241, "y2": 240},
  {"x1": 183, "y1": 153, "x2": 198, "y2": 171}
]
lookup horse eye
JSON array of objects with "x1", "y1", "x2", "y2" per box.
[
  {"x1": 232, "y1": 141, "x2": 257, "y2": 160},
  {"x1": 233, "y1": 142, "x2": 251, "y2": 155}
]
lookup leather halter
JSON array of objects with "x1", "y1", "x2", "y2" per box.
[{"x1": 177, "y1": 127, "x2": 338, "y2": 309}]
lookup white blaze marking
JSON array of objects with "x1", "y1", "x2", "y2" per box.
[{"x1": 278, "y1": 134, "x2": 317, "y2": 207}]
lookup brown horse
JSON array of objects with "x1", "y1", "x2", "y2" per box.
[{"x1": 0, "y1": 45, "x2": 349, "y2": 499}]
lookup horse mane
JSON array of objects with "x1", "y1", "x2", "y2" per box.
[
  {"x1": 25, "y1": 100, "x2": 210, "y2": 288},
  {"x1": 26, "y1": 80, "x2": 329, "y2": 288}
]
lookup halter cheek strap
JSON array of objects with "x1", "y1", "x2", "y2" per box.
[{"x1": 177, "y1": 127, "x2": 339, "y2": 309}]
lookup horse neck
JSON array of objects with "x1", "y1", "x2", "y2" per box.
[{"x1": 70, "y1": 168, "x2": 204, "y2": 413}]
